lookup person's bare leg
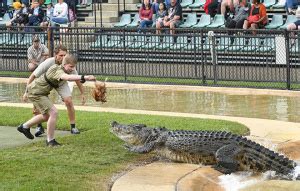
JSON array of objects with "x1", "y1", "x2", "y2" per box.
[
  {"x1": 23, "y1": 114, "x2": 49, "y2": 128},
  {"x1": 156, "y1": 21, "x2": 161, "y2": 34},
  {"x1": 170, "y1": 22, "x2": 175, "y2": 35},
  {"x1": 46, "y1": 106, "x2": 58, "y2": 142},
  {"x1": 63, "y1": 96, "x2": 75, "y2": 124}
]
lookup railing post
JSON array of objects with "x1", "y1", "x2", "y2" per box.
[
  {"x1": 208, "y1": 31, "x2": 217, "y2": 85},
  {"x1": 48, "y1": 27, "x2": 54, "y2": 57},
  {"x1": 94, "y1": 0, "x2": 97, "y2": 28},
  {"x1": 123, "y1": 29, "x2": 127, "y2": 81},
  {"x1": 285, "y1": 30, "x2": 291, "y2": 90},
  {"x1": 200, "y1": 29, "x2": 206, "y2": 85}
]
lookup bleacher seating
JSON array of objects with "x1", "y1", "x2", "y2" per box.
[
  {"x1": 180, "y1": 0, "x2": 194, "y2": 8},
  {"x1": 76, "y1": 0, "x2": 93, "y2": 8},
  {"x1": 263, "y1": 0, "x2": 277, "y2": 9},
  {"x1": 0, "y1": 13, "x2": 10, "y2": 28},
  {"x1": 206, "y1": 14, "x2": 225, "y2": 28},
  {"x1": 272, "y1": 0, "x2": 286, "y2": 9},
  {"x1": 192, "y1": 14, "x2": 211, "y2": 28},
  {"x1": 189, "y1": 0, "x2": 206, "y2": 9},
  {"x1": 126, "y1": 14, "x2": 140, "y2": 28},
  {"x1": 114, "y1": 14, "x2": 132, "y2": 27},
  {"x1": 279, "y1": 15, "x2": 297, "y2": 29},
  {"x1": 265, "y1": 14, "x2": 284, "y2": 29},
  {"x1": 179, "y1": 12, "x2": 197, "y2": 28}
]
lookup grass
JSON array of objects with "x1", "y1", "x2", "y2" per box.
[{"x1": 0, "y1": 106, "x2": 249, "y2": 190}]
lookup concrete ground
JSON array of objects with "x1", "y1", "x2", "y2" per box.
[{"x1": 0, "y1": 126, "x2": 70, "y2": 149}]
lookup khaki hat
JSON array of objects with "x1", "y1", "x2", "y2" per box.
[{"x1": 13, "y1": 2, "x2": 22, "y2": 10}]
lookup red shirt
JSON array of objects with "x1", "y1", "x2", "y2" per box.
[{"x1": 139, "y1": 5, "x2": 153, "y2": 20}]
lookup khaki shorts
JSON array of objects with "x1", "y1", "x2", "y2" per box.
[
  {"x1": 56, "y1": 81, "x2": 73, "y2": 100},
  {"x1": 29, "y1": 95, "x2": 53, "y2": 115}
]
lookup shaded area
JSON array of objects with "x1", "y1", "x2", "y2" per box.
[{"x1": 0, "y1": 126, "x2": 70, "y2": 149}]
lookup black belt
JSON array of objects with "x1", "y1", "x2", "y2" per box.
[{"x1": 44, "y1": 74, "x2": 59, "y2": 89}]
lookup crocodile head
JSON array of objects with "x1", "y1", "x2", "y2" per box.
[{"x1": 110, "y1": 121, "x2": 153, "y2": 145}]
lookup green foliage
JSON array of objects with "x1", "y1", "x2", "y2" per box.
[{"x1": 0, "y1": 106, "x2": 248, "y2": 190}]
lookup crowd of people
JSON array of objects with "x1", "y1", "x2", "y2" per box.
[
  {"x1": 136, "y1": 0, "x2": 300, "y2": 34},
  {"x1": 0, "y1": 0, "x2": 87, "y2": 30}
]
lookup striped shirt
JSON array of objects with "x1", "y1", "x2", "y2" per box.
[{"x1": 27, "y1": 44, "x2": 49, "y2": 64}]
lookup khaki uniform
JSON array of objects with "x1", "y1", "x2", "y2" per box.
[
  {"x1": 33, "y1": 57, "x2": 78, "y2": 99},
  {"x1": 28, "y1": 64, "x2": 67, "y2": 114}
]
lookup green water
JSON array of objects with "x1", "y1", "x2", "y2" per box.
[{"x1": 1, "y1": 82, "x2": 300, "y2": 123}]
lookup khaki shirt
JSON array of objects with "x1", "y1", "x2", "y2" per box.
[
  {"x1": 28, "y1": 64, "x2": 66, "y2": 96},
  {"x1": 27, "y1": 44, "x2": 49, "y2": 64}
]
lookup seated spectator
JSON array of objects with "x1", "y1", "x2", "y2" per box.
[
  {"x1": 204, "y1": 0, "x2": 220, "y2": 17},
  {"x1": 51, "y1": 0, "x2": 68, "y2": 26},
  {"x1": 138, "y1": 0, "x2": 153, "y2": 33},
  {"x1": 287, "y1": 6, "x2": 300, "y2": 30},
  {"x1": 64, "y1": 0, "x2": 77, "y2": 23},
  {"x1": 27, "y1": 35, "x2": 49, "y2": 72},
  {"x1": 221, "y1": 0, "x2": 240, "y2": 17},
  {"x1": 243, "y1": 0, "x2": 267, "y2": 33},
  {"x1": 0, "y1": 0, "x2": 8, "y2": 21},
  {"x1": 225, "y1": 0, "x2": 249, "y2": 29},
  {"x1": 155, "y1": 2, "x2": 167, "y2": 23},
  {"x1": 285, "y1": 0, "x2": 299, "y2": 15},
  {"x1": 27, "y1": 0, "x2": 44, "y2": 27},
  {"x1": 40, "y1": 2, "x2": 53, "y2": 29},
  {"x1": 156, "y1": 0, "x2": 182, "y2": 35},
  {"x1": 6, "y1": 1, "x2": 29, "y2": 28}
]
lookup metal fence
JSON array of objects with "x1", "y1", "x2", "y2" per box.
[{"x1": 0, "y1": 26, "x2": 299, "y2": 90}]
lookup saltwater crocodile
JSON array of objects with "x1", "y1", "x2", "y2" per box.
[{"x1": 110, "y1": 121, "x2": 299, "y2": 180}]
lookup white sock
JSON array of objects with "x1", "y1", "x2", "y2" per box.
[
  {"x1": 22, "y1": 124, "x2": 29, "y2": 129},
  {"x1": 47, "y1": 138, "x2": 54, "y2": 142}
]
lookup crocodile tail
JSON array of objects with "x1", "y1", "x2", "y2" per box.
[{"x1": 238, "y1": 137, "x2": 297, "y2": 177}]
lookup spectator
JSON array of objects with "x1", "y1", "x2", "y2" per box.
[
  {"x1": 6, "y1": 1, "x2": 29, "y2": 28},
  {"x1": 156, "y1": 0, "x2": 182, "y2": 35},
  {"x1": 0, "y1": 0, "x2": 7, "y2": 21},
  {"x1": 64, "y1": 0, "x2": 77, "y2": 23},
  {"x1": 225, "y1": 0, "x2": 249, "y2": 29},
  {"x1": 285, "y1": 0, "x2": 299, "y2": 15},
  {"x1": 221, "y1": 0, "x2": 240, "y2": 17},
  {"x1": 40, "y1": 2, "x2": 53, "y2": 29},
  {"x1": 243, "y1": 0, "x2": 267, "y2": 33},
  {"x1": 138, "y1": 0, "x2": 153, "y2": 33},
  {"x1": 287, "y1": 6, "x2": 300, "y2": 30},
  {"x1": 51, "y1": 0, "x2": 68, "y2": 26},
  {"x1": 27, "y1": 35, "x2": 49, "y2": 72},
  {"x1": 204, "y1": 0, "x2": 220, "y2": 17},
  {"x1": 27, "y1": 0, "x2": 44, "y2": 27},
  {"x1": 155, "y1": 2, "x2": 167, "y2": 23}
]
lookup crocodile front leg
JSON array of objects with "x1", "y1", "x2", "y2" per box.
[
  {"x1": 213, "y1": 143, "x2": 242, "y2": 174},
  {"x1": 124, "y1": 142, "x2": 156, "y2": 153}
]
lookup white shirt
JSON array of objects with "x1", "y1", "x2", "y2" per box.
[{"x1": 53, "y1": 2, "x2": 68, "y2": 19}]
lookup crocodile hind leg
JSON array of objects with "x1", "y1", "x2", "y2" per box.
[{"x1": 213, "y1": 143, "x2": 242, "y2": 174}]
